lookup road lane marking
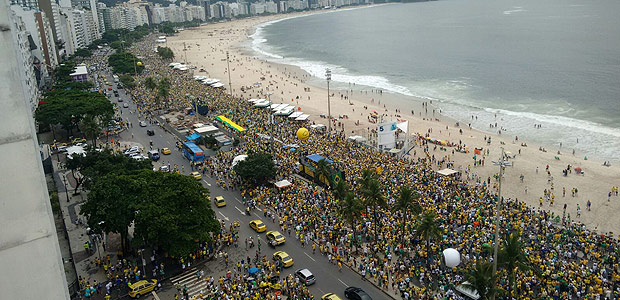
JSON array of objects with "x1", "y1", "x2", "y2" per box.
[
  {"x1": 202, "y1": 179, "x2": 211, "y2": 186},
  {"x1": 317, "y1": 288, "x2": 325, "y2": 294},
  {"x1": 338, "y1": 279, "x2": 348, "y2": 287},
  {"x1": 218, "y1": 211, "x2": 229, "y2": 221},
  {"x1": 235, "y1": 197, "x2": 241, "y2": 203},
  {"x1": 167, "y1": 141, "x2": 171, "y2": 145},
  {"x1": 235, "y1": 206, "x2": 244, "y2": 214},
  {"x1": 253, "y1": 213, "x2": 263, "y2": 219},
  {"x1": 304, "y1": 252, "x2": 316, "y2": 262}
]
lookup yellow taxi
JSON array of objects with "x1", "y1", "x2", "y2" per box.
[
  {"x1": 214, "y1": 196, "x2": 226, "y2": 207},
  {"x1": 128, "y1": 279, "x2": 158, "y2": 298},
  {"x1": 161, "y1": 147, "x2": 171, "y2": 155},
  {"x1": 266, "y1": 231, "x2": 286, "y2": 245},
  {"x1": 249, "y1": 219, "x2": 266, "y2": 232},
  {"x1": 190, "y1": 172, "x2": 202, "y2": 180},
  {"x1": 51, "y1": 141, "x2": 68, "y2": 149},
  {"x1": 273, "y1": 251, "x2": 294, "y2": 268},
  {"x1": 321, "y1": 293, "x2": 343, "y2": 300}
]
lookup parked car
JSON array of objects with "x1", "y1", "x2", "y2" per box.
[
  {"x1": 146, "y1": 129, "x2": 155, "y2": 136},
  {"x1": 140, "y1": 121, "x2": 147, "y2": 127},
  {"x1": 123, "y1": 103, "x2": 129, "y2": 108},
  {"x1": 273, "y1": 251, "x2": 294, "y2": 268},
  {"x1": 249, "y1": 220, "x2": 266, "y2": 233}
]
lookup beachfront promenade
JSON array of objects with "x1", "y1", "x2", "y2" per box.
[{"x1": 95, "y1": 31, "x2": 620, "y2": 299}]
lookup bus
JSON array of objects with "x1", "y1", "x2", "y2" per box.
[{"x1": 182, "y1": 142, "x2": 204, "y2": 164}]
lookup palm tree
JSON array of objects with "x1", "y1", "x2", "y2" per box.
[
  {"x1": 144, "y1": 77, "x2": 157, "y2": 90},
  {"x1": 315, "y1": 158, "x2": 332, "y2": 187},
  {"x1": 359, "y1": 169, "x2": 376, "y2": 192},
  {"x1": 81, "y1": 115, "x2": 101, "y2": 147},
  {"x1": 462, "y1": 260, "x2": 503, "y2": 300},
  {"x1": 498, "y1": 231, "x2": 537, "y2": 298},
  {"x1": 415, "y1": 212, "x2": 442, "y2": 267},
  {"x1": 393, "y1": 186, "x2": 422, "y2": 245},
  {"x1": 337, "y1": 191, "x2": 363, "y2": 248},
  {"x1": 333, "y1": 180, "x2": 349, "y2": 201},
  {"x1": 362, "y1": 178, "x2": 386, "y2": 247},
  {"x1": 157, "y1": 84, "x2": 169, "y2": 107}
]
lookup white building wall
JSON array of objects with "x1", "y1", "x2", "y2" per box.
[
  {"x1": 1, "y1": 1, "x2": 71, "y2": 299},
  {"x1": 8, "y1": 7, "x2": 41, "y2": 112}
]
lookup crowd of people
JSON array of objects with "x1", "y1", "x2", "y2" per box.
[{"x1": 82, "y1": 35, "x2": 620, "y2": 300}]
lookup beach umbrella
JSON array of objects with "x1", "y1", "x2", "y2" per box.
[{"x1": 248, "y1": 267, "x2": 259, "y2": 275}]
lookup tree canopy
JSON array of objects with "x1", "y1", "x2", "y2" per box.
[
  {"x1": 233, "y1": 151, "x2": 276, "y2": 185},
  {"x1": 35, "y1": 89, "x2": 114, "y2": 135},
  {"x1": 108, "y1": 51, "x2": 144, "y2": 74},
  {"x1": 157, "y1": 46, "x2": 174, "y2": 60},
  {"x1": 119, "y1": 74, "x2": 135, "y2": 89},
  {"x1": 78, "y1": 153, "x2": 219, "y2": 257}
]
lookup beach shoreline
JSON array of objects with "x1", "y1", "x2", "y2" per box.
[{"x1": 167, "y1": 11, "x2": 620, "y2": 234}]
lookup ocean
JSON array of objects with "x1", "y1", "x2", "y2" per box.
[{"x1": 250, "y1": 0, "x2": 620, "y2": 161}]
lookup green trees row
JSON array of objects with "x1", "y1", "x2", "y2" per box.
[
  {"x1": 108, "y1": 51, "x2": 144, "y2": 74},
  {"x1": 35, "y1": 89, "x2": 114, "y2": 139},
  {"x1": 72, "y1": 150, "x2": 220, "y2": 257}
]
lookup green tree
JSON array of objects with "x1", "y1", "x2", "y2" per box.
[
  {"x1": 81, "y1": 173, "x2": 143, "y2": 252},
  {"x1": 393, "y1": 186, "x2": 422, "y2": 245},
  {"x1": 462, "y1": 260, "x2": 503, "y2": 300},
  {"x1": 156, "y1": 77, "x2": 170, "y2": 106},
  {"x1": 361, "y1": 178, "x2": 385, "y2": 245},
  {"x1": 498, "y1": 231, "x2": 537, "y2": 298},
  {"x1": 75, "y1": 48, "x2": 92, "y2": 57},
  {"x1": 108, "y1": 51, "x2": 144, "y2": 74},
  {"x1": 157, "y1": 46, "x2": 175, "y2": 60},
  {"x1": 315, "y1": 158, "x2": 332, "y2": 187},
  {"x1": 415, "y1": 212, "x2": 442, "y2": 268},
  {"x1": 144, "y1": 77, "x2": 157, "y2": 90},
  {"x1": 133, "y1": 171, "x2": 220, "y2": 257},
  {"x1": 35, "y1": 90, "x2": 114, "y2": 137},
  {"x1": 119, "y1": 74, "x2": 135, "y2": 89},
  {"x1": 81, "y1": 115, "x2": 102, "y2": 147},
  {"x1": 233, "y1": 151, "x2": 276, "y2": 185},
  {"x1": 333, "y1": 180, "x2": 349, "y2": 201},
  {"x1": 65, "y1": 149, "x2": 152, "y2": 191},
  {"x1": 337, "y1": 191, "x2": 362, "y2": 247}
]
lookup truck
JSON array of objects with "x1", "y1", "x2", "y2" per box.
[{"x1": 298, "y1": 154, "x2": 344, "y2": 188}]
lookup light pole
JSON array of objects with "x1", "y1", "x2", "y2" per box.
[
  {"x1": 226, "y1": 51, "x2": 232, "y2": 96},
  {"x1": 62, "y1": 175, "x2": 70, "y2": 203},
  {"x1": 266, "y1": 92, "x2": 274, "y2": 159},
  {"x1": 325, "y1": 68, "x2": 332, "y2": 132},
  {"x1": 491, "y1": 148, "x2": 506, "y2": 300}
]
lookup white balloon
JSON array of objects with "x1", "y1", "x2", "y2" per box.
[
  {"x1": 231, "y1": 155, "x2": 248, "y2": 168},
  {"x1": 443, "y1": 248, "x2": 461, "y2": 268}
]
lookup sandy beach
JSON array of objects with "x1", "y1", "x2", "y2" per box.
[{"x1": 167, "y1": 11, "x2": 620, "y2": 235}]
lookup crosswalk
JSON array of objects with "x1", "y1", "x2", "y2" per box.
[{"x1": 170, "y1": 268, "x2": 210, "y2": 299}]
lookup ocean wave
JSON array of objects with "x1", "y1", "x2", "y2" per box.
[{"x1": 483, "y1": 107, "x2": 620, "y2": 138}]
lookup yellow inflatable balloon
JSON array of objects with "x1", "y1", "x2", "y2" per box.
[
  {"x1": 296, "y1": 127, "x2": 309, "y2": 140},
  {"x1": 136, "y1": 61, "x2": 143, "y2": 66}
]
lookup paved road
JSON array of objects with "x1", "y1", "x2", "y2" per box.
[{"x1": 100, "y1": 72, "x2": 391, "y2": 300}]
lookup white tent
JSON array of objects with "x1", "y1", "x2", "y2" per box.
[
  {"x1": 195, "y1": 125, "x2": 219, "y2": 135},
  {"x1": 274, "y1": 179, "x2": 293, "y2": 189},
  {"x1": 437, "y1": 168, "x2": 459, "y2": 176},
  {"x1": 248, "y1": 98, "x2": 259, "y2": 103},
  {"x1": 273, "y1": 104, "x2": 290, "y2": 111},
  {"x1": 231, "y1": 155, "x2": 248, "y2": 168},
  {"x1": 295, "y1": 114, "x2": 310, "y2": 121},
  {"x1": 211, "y1": 82, "x2": 225, "y2": 88},
  {"x1": 288, "y1": 111, "x2": 303, "y2": 118},
  {"x1": 310, "y1": 124, "x2": 326, "y2": 129}
]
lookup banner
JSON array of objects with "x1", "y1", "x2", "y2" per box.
[{"x1": 377, "y1": 122, "x2": 397, "y2": 149}]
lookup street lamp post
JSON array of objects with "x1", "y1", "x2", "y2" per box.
[
  {"x1": 62, "y1": 175, "x2": 70, "y2": 203},
  {"x1": 226, "y1": 51, "x2": 232, "y2": 96},
  {"x1": 325, "y1": 69, "x2": 332, "y2": 133},
  {"x1": 266, "y1": 92, "x2": 274, "y2": 159},
  {"x1": 491, "y1": 148, "x2": 506, "y2": 300}
]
